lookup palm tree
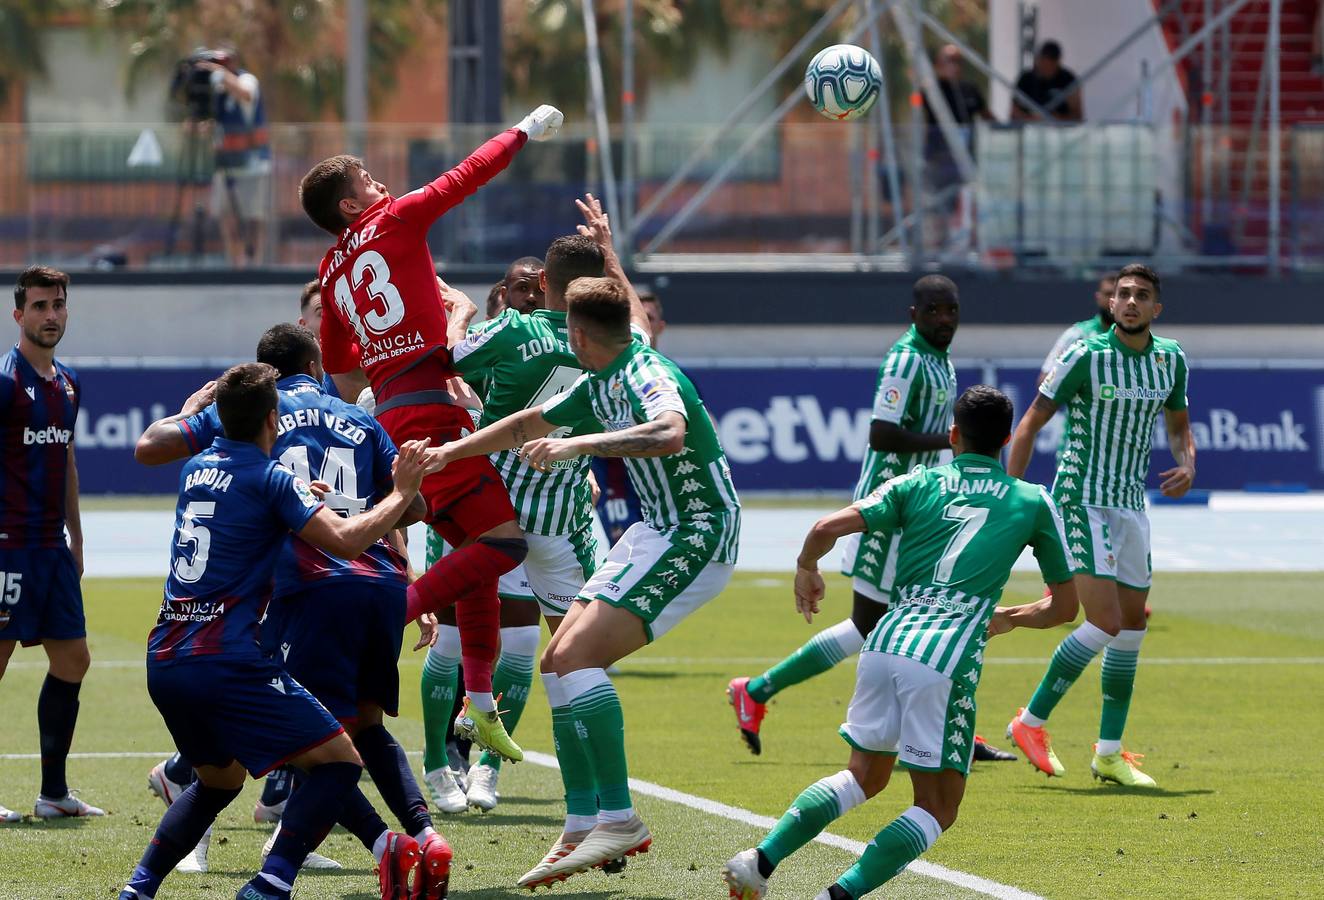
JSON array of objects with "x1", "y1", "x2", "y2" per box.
[
  {"x1": 0, "y1": 0, "x2": 73, "y2": 106},
  {"x1": 96, "y1": 0, "x2": 447, "y2": 120}
]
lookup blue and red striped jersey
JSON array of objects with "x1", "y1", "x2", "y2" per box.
[
  {"x1": 178, "y1": 374, "x2": 406, "y2": 597},
  {"x1": 0, "y1": 346, "x2": 80, "y2": 549},
  {"x1": 149, "y1": 437, "x2": 323, "y2": 664}
]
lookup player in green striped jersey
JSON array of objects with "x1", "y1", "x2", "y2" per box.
[
  {"x1": 440, "y1": 226, "x2": 651, "y2": 813},
  {"x1": 1006, "y1": 264, "x2": 1196, "y2": 788},
  {"x1": 723, "y1": 386, "x2": 1078, "y2": 900},
  {"x1": 1039, "y1": 272, "x2": 1116, "y2": 386},
  {"x1": 421, "y1": 276, "x2": 739, "y2": 887},
  {"x1": 729, "y1": 275, "x2": 959, "y2": 756}
]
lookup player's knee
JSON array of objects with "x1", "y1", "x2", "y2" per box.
[
  {"x1": 50, "y1": 643, "x2": 91, "y2": 681},
  {"x1": 1088, "y1": 612, "x2": 1122, "y2": 637},
  {"x1": 478, "y1": 535, "x2": 528, "y2": 567}
]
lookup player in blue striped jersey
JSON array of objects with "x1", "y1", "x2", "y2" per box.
[
  {"x1": 0, "y1": 266, "x2": 103, "y2": 823},
  {"x1": 119, "y1": 362, "x2": 431, "y2": 900}
]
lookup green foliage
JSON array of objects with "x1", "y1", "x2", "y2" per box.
[{"x1": 95, "y1": 0, "x2": 447, "y2": 119}]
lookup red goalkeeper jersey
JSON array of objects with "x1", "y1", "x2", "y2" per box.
[{"x1": 317, "y1": 128, "x2": 528, "y2": 404}]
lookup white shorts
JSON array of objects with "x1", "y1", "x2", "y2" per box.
[
  {"x1": 840, "y1": 531, "x2": 900, "y2": 599},
  {"x1": 580, "y1": 522, "x2": 734, "y2": 641},
  {"x1": 497, "y1": 564, "x2": 535, "y2": 602},
  {"x1": 1061, "y1": 504, "x2": 1153, "y2": 590},
  {"x1": 840, "y1": 651, "x2": 977, "y2": 775},
  {"x1": 522, "y1": 528, "x2": 600, "y2": 619}
]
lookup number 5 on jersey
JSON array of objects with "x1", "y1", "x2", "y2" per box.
[{"x1": 334, "y1": 249, "x2": 405, "y2": 344}]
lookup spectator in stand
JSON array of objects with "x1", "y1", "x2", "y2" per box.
[
  {"x1": 924, "y1": 45, "x2": 993, "y2": 219},
  {"x1": 1012, "y1": 40, "x2": 1083, "y2": 122}
]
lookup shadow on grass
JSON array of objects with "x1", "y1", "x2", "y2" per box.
[{"x1": 1049, "y1": 786, "x2": 1217, "y2": 798}]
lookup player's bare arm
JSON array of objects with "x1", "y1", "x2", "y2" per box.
[
  {"x1": 65, "y1": 444, "x2": 83, "y2": 577},
  {"x1": 869, "y1": 420, "x2": 951, "y2": 454},
  {"x1": 1007, "y1": 394, "x2": 1059, "y2": 478},
  {"x1": 422, "y1": 406, "x2": 559, "y2": 474},
  {"x1": 440, "y1": 277, "x2": 478, "y2": 348},
  {"x1": 1159, "y1": 408, "x2": 1197, "y2": 498},
  {"x1": 331, "y1": 369, "x2": 370, "y2": 405},
  {"x1": 988, "y1": 579, "x2": 1079, "y2": 635},
  {"x1": 576, "y1": 192, "x2": 651, "y2": 341},
  {"x1": 525, "y1": 411, "x2": 686, "y2": 471},
  {"x1": 793, "y1": 506, "x2": 870, "y2": 623},
  {"x1": 134, "y1": 380, "x2": 217, "y2": 465},
  {"x1": 298, "y1": 439, "x2": 429, "y2": 559}
]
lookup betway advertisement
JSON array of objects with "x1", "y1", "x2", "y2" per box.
[{"x1": 69, "y1": 364, "x2": 1324, "y2": 494}]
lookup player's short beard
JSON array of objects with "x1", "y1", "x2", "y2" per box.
[
  {"x1": 1115, "y1": 319, "x2": 1149, "y2": 336},
  {"x1": 24, "y1": 323, "x2": 64, "y2": 349},
  {"x1": 1098, "y1": 305, "x2": 1115, "y2": 326}
]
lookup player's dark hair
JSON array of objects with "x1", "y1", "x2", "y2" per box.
[
  {"x1": 912, "y1": 273, "x2": 959, "y2": 308},
  {"x1": 216, "y1": 362, "x2": 279, "y2": 443},
  {"x1": 299, "y1": 155, "x2": 364, "y2": 235},
  {"x1": 1115, "y1": 263, "x2": 1160, "y2": 297},
  {"x1": 544, "y1": 235, "x2": 604, "y2": 296},
  {"x1": 485, "y1": 281, "x2": 505, "y2": 319},
  {"x1": 1039, "y1": 40, "x2": 1062, "y2": 61},
  {"x1": 954, "y1": 385, "x2": 1013, "y2": 457},
  {"x1": 14, "y1": 265, "x2": 69, "y2": 311},
  {"x1": 505, "y1": 256, "x2": 544, "y2": 281},
  {"x1": 298, "y1": 279, "x2": 320, "y2": 312},
  {"x1": 566, "y1": 277, "x2": 631, "y2": 343},
  {"x1": 639, "y1": 289, "x2": 663, "y2": 316},
  {"x1": 256, "y1": 323, "x2": 321, "y2": 380}
]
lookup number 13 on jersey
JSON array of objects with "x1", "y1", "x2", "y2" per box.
[{"x1": 333, "y1": 249, "x2": 405, "y2": 344}]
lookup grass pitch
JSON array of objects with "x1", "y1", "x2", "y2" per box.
[{"x1": 1, "y1": 572, "x2": 1322, "y2": 899}]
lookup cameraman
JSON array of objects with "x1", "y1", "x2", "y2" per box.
[{"x1": 195, "y1": 49, "x2": 270, "y2": 268}]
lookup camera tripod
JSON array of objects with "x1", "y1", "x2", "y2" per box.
[{"x1": 163, "y1": 119, "x2": 251, "y2": 264}]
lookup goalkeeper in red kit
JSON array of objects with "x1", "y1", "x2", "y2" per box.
[{"x1": 298, "y1": 105, "x2": 564, "y2": 763}]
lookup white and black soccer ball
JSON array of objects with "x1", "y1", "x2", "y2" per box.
[{"x1": 804, "y1": 43, "x2": 882, "y2": 121}]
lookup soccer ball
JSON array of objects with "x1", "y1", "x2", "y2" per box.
[{"x1": 803, "y1": 44, "x2": 882, "y2": 121}]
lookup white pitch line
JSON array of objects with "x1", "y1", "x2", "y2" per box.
[
  {"x1": 8, "y1": 656, "x2": 1324, "y2": 673},
  {"x1": 521, "y1": 750, "x2": 1045, "y2": 900},
  {"x1": 618, "y1": 656, "x2": 1324, "y2": 667},
  {"x1": 1, "y1": 746, "x2": 1042, "y2": 897}
]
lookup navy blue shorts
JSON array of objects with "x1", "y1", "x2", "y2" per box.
[
  {"x1": 260, "y1": 581, "x2": 406, "y2": 722},
  {"x1": 0, "y1": 546, "x2": 84, "y2": 644},
  {"x1": 147, "y1": 656, "x2": 343, "y2": 777}
]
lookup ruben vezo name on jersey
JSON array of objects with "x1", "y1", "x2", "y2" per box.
[
  {"x1": 184, "y1": 467, "x2": 234, "y2": 493},
  {"x1": 23, "y1": 425, "x2": 73, "y2": 446},
  {"x1": 276, "y1": 407, "x2": 368, "y2": 444}
]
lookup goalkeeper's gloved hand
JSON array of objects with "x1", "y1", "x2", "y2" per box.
[{"x1": 514, "y1": 105, "x2": 564, "y2": 142}]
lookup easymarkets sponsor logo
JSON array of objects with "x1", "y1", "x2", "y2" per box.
[{"x1": 1099, "y1": 384, "x2": 1168, "y2": 401}]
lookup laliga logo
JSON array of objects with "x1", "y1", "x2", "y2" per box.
[{"x1": 882, "y1": 386, "x2": 902, "y2": 406}]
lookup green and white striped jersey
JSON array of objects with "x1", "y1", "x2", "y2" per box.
[
  {"x1": 452, "y1": 309, "x2": 597, "y2": 536},
  {"x1": 1042, "y1": 315, "x2": 1111, "y2": 463},
  {"x1": 1041, "y1": 328, "x2": 1189, "y2": 511},
  {"x1": 859, "y1": 454, "x2": 1074, "y2": 684},
  {"x1": 852, "y1": 326, "x2": 957, "y2": 502},
  {"x1": 1040, "y1": 314, "x2": 1110, "y2": 376},
  {"x1": 541, "y1": 342, "x2": 740, "y2": 564}
]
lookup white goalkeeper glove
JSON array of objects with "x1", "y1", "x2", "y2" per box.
[{"x1": 514, "y1": 105, "x2": 564, "y2": 142}]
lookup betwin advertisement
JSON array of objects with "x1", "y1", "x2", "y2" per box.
[{"x1": 70, "y1": 364, "x2": 1324, "y2": 495}]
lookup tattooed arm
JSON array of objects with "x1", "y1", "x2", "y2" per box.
[
  {"x1": 421, "y1": 406, "x2": 558, "y2": 473},
  {"x1": 521, "y1": 412, "x2": 686, "y2": 471},
  {"x1": 1007, "y1": 394, "x2": 1058, "y2": 478}
]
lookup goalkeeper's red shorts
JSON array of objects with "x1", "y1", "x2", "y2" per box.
[{"x1": 377, "y1": 402, "x2": 516, "y2": 545}]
